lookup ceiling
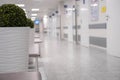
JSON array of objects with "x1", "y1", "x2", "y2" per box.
[{"x1": 0, "y1": 0, "x2": 64, "y2": 20}]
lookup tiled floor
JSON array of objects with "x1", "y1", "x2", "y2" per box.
[{"x1": 39, "y1": 36, "x2": 120, "y2": 80}]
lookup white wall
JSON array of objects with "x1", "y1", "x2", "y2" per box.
[{"x1": 107, "y1": 0, "x2": 120, "y2": 57}]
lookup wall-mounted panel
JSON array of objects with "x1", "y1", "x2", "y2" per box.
[
  {"x1": 56, "y1": 27, "x2": 60, "y2": 29},
  {"x1": 90, "y1": 36, "x2": 107, "y2": 48},
  {"x1": 64, "y1": 33, "x2": 68, "y2": 38},
  {"x1": 73, "y1": 35, "x2": 81, "y2": 41},
  {"x1": 89, "y1": 23, "x2": 106, "y2": 29},
  {"x1": 73, "y1": 25, "x2": 81, "y2": 29},
  {"x1": 78, "y1": 35, "x2": 81, "y2": 41},
  {"x1": 63, "y1": 26, "x2": 68, "y2": 29},
  {"x1": 73, "y1": 35, "x2": 76, "y2": 41},
  {"x1": 57, "y1": 33, "x2": 59, "y2": 37}
]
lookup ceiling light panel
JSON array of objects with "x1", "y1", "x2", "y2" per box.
[
  {"x1": 31, "y1": 14, "x2": 37, "y2": 16},
  {"x1": 16, "y1": 4, "x2": 25, "y2": 7},
  {"x1": 31, "y1": 8, "x2": 40, "y2": 11}
]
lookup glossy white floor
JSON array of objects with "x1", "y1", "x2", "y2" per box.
[{"x1": 38, "y1": 35, "x2": 120, "y2": 80}]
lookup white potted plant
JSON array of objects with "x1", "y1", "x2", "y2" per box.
[{"x1": 0, "y1": 4, "x2": 30, "y2": 73}]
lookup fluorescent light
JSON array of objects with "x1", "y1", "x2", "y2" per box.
[
  {"x1": 66, "y1": 8, "x2": 75, "y2": 11},
  {"x1": 91, "y1": 3, "x2": 98, "y2": 7},
  {"x1": 31, "y1": 14, "x2": 37, "y2": 16},
  {"x1": 80, "y1": 8, "x2": 88, "y2": 11},
  {"x1": 16, "y1": 4, "x2": 25, "y2": 7},
  {"x1": 31, "y1": 8, "x2": 39, "y2": 11},
  {"x1": 31, "y1": 17, "x2": 36, "y2": 19}
]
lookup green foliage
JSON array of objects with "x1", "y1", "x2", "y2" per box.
[
  {"x1": 27, "y1": 18, "x2": 34, "y2": 28},
  {"x1": 0, "y1": 4, "x2": 27, "y2": 27}
]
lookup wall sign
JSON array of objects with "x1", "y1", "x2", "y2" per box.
[
  {"x1": 90, "y1": 0, "x2": 99, "y2": 21},
  {"x1": 101, "y1": 6, "x2": 106, "y2": 13},
  {"x1": 34, "y1": 20, "x2": 40, "y2": 25}
]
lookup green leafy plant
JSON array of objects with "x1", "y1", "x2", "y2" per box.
[
  {"x1": 0, "y1": 4, "x2": 27, "y2": 27},
  {"x1": 26, "y1": 18, "x2": 34, "y2": 28}
]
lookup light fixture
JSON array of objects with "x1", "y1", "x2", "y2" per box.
[
  {"x1": 66, "y1": 8, "x2": 75, "y2": 11},
  {"x1": 34, "y1": 20, "x2": 40, "y2": 25},
  {"x1": 31, "y1": 14, "x2": 37, "y2": 16},
  {"x1": 90, "y1": 3, "x2": 98, "y2": 7},
  {"x1": 16, "y1": 4, "x2": 25, "y2": 7},
  {"x1": 31, "y1": 8, "x2": 39, "y2": 11},
  {"x1": 80, "y1": 8, "x2": 88, "y2": 11}
]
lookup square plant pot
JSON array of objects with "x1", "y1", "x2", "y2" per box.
[{"x1": 0, "y1": 27, "x2": 30, "y2": 73}]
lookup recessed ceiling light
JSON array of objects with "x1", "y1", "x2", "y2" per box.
[
  {"x1": 66, "y1": 8, "x2": 75, "y2": 11},
  {"x1": 31, "y1": 8, "x2": 39, "y2": 11},
  {"x1": 31, "y1": 17, "x2": 36, "y2": 19},
  {"x1": 16, "y1": 4, "x2": 25, "y2": 7},
  {"x1": 90, "y1": 3, "x2": 98, "y2": 7},
  {"x1": 80, "y1": 8, "x2": 88, "y2": 11},
  {"x1": 31, "y1": 14, "x2": 37, "y2": 16}
]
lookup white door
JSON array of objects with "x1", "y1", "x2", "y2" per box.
[
  {"x1": 67, "y1": 11, "x2": 73, "y2": 42},
  {"x1": 107, "y1": 0, "x2": 120, "y2": 57},
  {"x1": 80, "y1": 0, "x2": 89, "y2": 47},
  {"x1": 57, "y1": 15, "x2": 61, "y2": 39},
  {"x1": 72, "y1": 10, "x2": 76, "y2": 43},
  {"x1": 81, "y1": 11, "x2": 89, "y2": 47}
]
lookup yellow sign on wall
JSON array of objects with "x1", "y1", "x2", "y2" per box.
[{"x1": 101, "y1": 6, "x2": 106, "y2": 13}]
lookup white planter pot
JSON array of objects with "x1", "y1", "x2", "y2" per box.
[
  {"x1": 29, "y1": 28, "x2": 35, "y2": 53},
  {"x1": 0, "y1": 27, "x2": 30, "y2": 73}
]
